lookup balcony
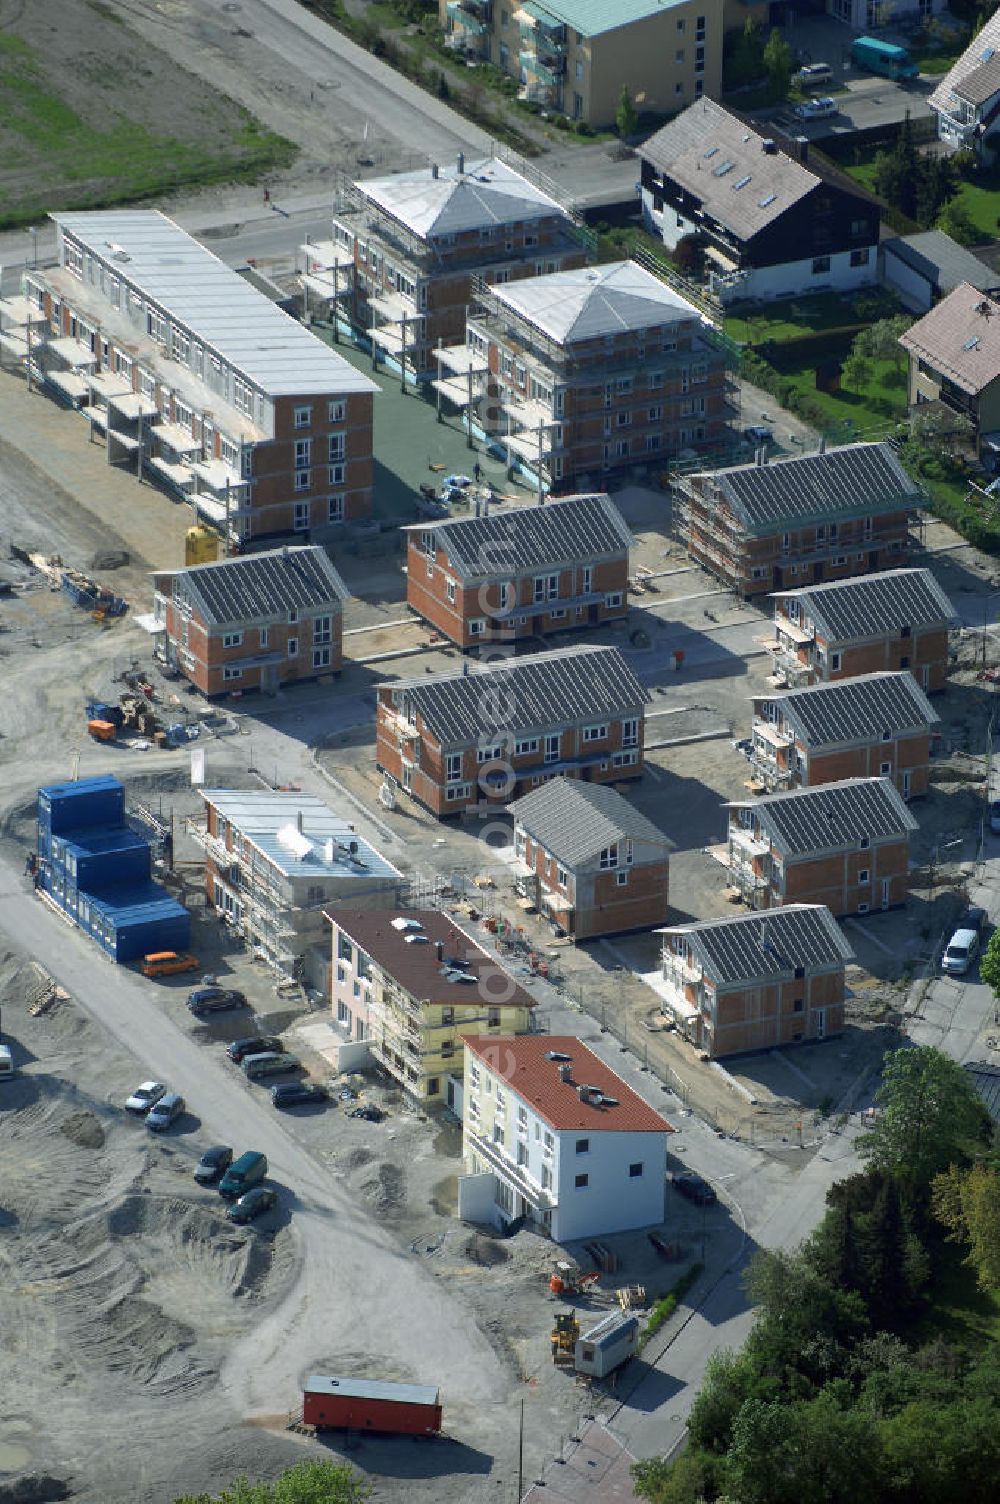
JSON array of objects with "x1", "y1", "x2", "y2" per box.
[
  {"x1": 382, "y1": 707, "x2": 419, "y2": 745},
  {"x1": 467, "y1": 1130, "x2": 553, "y2": 1211}
]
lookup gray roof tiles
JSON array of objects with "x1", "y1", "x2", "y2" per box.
[
  {"x1": 767, "y1": 671, "x2": 939, "y2": 749},
  {"x1": 388, "y1": 645, "x2": 648, "y2": 744},
  {"x1": 775, "y1": 567, "x2": 955, "y2": 644},
  {"x1": 930, "y1": 14, "x2": 1000, "y2": 116},
  {"x1": 884, "y1": 230, "x2": 1000, "y2": 298},
  {"x1": 664, "y1": 904, "x2": 853, "y2": 986},
  {"x1": 161, "y1": 546, "x2": 348, "y2": 626},
  {"x1": 729, "y1": 777, "x2": 917, "y2": 857},
  {"x1": 490, "y1": 260, "x2": 703, "y2": 345},
  {"x1": 403, "y1": 493, "x2": 632, "y2": 578},
  {"x1": 509, "y1": 777, "x2": 673, "y2": 867},
  {"x1": 701, "y1": 442, "x2": 919, "y2": 533}
]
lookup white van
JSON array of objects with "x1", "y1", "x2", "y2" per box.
[
  {"x1": 0, "y1": 1045, "x2": 16, "y2": 1080},
  {"x1": 796, "y1": 62, "x2": 834, "y2": 88}
]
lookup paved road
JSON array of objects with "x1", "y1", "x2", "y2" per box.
[{"x1": 0, "y1": 852, "x2": 505, "y2": 1420}]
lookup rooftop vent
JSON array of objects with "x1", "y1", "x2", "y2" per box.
[
  {"x1": 734, "y1": 175, "x2": 751, "y2": 191},
  {"x1": 964, "y1": 336, "x2": 981, "y2": 350},
  {"x1": 703, "y1": 146, "x2": 719, "y2": 159},
  {"x1": 559, "y1": 1062, "x2": 574, "y2": 1083},
  {"x1": 391, "y1": 916, "x2": 424, "y2": 931},
  {"x1": 761, "y1": 139, "x2": 778, "y2": 155},
  {"x1": 577, "y1": 1084, "x2": 607, "y2": 1106},
  {"x1": 713, "y1": 160, "x2": 735, "y2": 178},
  {"x1": 758, "y1": 192, "x2": 777, "y2": 208},
  {"x1": 976, "y1": 300, "x2": 993, "y2": 318}
]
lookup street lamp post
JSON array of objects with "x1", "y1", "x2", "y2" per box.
[{"x1": 27, "y1": 225, "x2": 37, "y2": 268}]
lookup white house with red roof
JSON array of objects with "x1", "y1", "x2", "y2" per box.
[{"x1": 459, "y1": 1035, "x2": 672, "y2": 1242}]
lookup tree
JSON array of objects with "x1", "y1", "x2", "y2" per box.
[
  {"x1": 932, "y1": 1163, "x2": 1000, "y2": 1291},
  {"x1": 616, "y1": 83, "x2": 638, "y2": 140},
  {"x1": 762, "y1": 27, "x2": 792, "y2": 101},
  {"x1": 978, "y1": 927, "x2": 1000, "y2": 998},
  {"x1": 842, "y1": 351, "x2": 873, "y2": 392},
  {"x1": 725, "y1": 1392, "x2": 882, "y2": 1504},
  {"x1": 858, "y1": 1045, "x2": 989, "y2": 1186},
  {"x1": 174, "y1": 1461, "x2": 371, "y2": 1504}
]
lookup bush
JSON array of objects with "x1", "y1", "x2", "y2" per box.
[{"x1": 639, "y1": 1263, "x2": 704, "y2": 1349}]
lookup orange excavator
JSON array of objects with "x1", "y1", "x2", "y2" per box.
[{"x1": 549, "y1": 1261, "x2": 600, "y2": 1298}]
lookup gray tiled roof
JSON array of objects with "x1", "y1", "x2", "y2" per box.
[
  {"x1": 702, "y1": 442, "x2": 920, "y2": 533},
  {"x1": 899, "y1": 283, "x2": 1000, "y2": 396},
  {"x1": 729, "y1": 777, "x2": 917, "y2": 857},
  {"x1": 931, "y1": 13, "x2": 1000, "y2": 115},
  {"x1": 664, "y1": 904, "x2": 853, "y2": 986},
  {"x1": 639, "y1": 100, "x2": 817, "y2": 241},
  {"x1": 389, "y1": 645, "x2": 648, "y2": 744},
  {"x1": 403, "y1": 494, "x2": 632, "y2": 579},
  {"x1": 775, "y1": 568, "x2": 955, "y2": 644},
  {"x1": 164, "y1": 545, "x2": 348, "y2": 625},
  {"x1": 509, "y1": 777, "x2": 673, "y2": 867},
  {"x1": 490, "y1": 261, "x2": 702, "y2": 345},
  {"x1": 773, "y1": 671, "x2": 939, "y2": 749},
  {"x1": 884, "y1": 231, "x2": 1000, "y2": 299}
]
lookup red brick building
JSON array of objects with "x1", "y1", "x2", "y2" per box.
[
  {"x1": 509, "y1": 777, "x2": 673, "y2": 940},
  {"x1": 750, "y1": 671, "x2": 939, "y2": 799},
  {"x1": 766, "y1": 568, "x2": 954, "y2": 692},
  {"x1": 327, "y1": 154, "x2": 585, "y2": 381},
  {"x1": 658, "y1": 904, "x2": 853, "y2": 1058},
  {"x1": 26, "y1": 211, "x2": 376, "y2": 546},
  {"x1": 675, "y1": 442, "x2": 919, "y2": 598},
  {"x1": 151, "y1": 545, "x2": 348, "y2": 697},
  {"x1": 461, "y1": 260, "x2": 732, "y2": 491},
  {"x1": 725, "y1": 777, "x2": 917, "y2": 916},
  {"x1": 403, "y1": 493, "x2": 631, "y2": 649},
  {"x1": 376, "y1": 644, "x2": 648, "y2": 818}
]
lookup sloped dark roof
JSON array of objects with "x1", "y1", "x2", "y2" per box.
[
  {"x1": 663, "y1": 904, "x2": 853, "y2": 986},
  {"x1": 165, "y1": 546, "x2": 348, "y2": 625},
  {"x1": 774, "y1": 568, "x2": 955, "y2": 643},
  {"x1": 883, "y1": 230, "x2": 1000, "y2": 298},
  {"x1": 388, "y1": 645, "x2": 648, "y2": 744},
  {"x1": 729, "y1": 777, "x2": 917, "y2": 857},
  {"x1": 509, "y1": 777, "x2": 672, "y2": 867},
  {"x1": 403, "y1": 494, "x2": 632, "y2": 580},
  {"x1": 771, "y1": 671, "x2": 939, "y2": 748},
  {"x1": 700, "y1": 442, "x2": 920, "y2": 533}
]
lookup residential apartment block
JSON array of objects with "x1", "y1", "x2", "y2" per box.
[
  {"x1": 462, "y1": 260, "x2": 732, "y2": 491},
  {"x1": 440, "y1": 0, "x2": 723, "y2": 128},
  {"x1": 509, "y1": 777, "x2": 673, "y2": 939},
  {"x1": 750, "y1": 670, "x2": 939, "y2": 798},
  {"x1": 900, "y1": 283, "x2": 1000, "y2": 455},
  {"x1": 376, "y1": 644, "x2": 648, "y2": 817},
  {"x1": 674, "y1": 442, "x2": 918, "y2": 598},
  {"x1": 459, "y1": 1034, "x2": 671, "y2": 1240},
  {"x1": 930, "y1": 13, "x2": 1000, "y2": 157},
  {"x1": 658, "y1": 904, "x2": 853, "y2": 1057},
  {"x1": 765, "y1": 568, "x2": 954, "y2": 693},
  {"x1": 325, "y1": 909, "x2": 535, "y2": 1106},
  {"x1": 150, "y1": 545, "x2": 348, "y2": 696},
  {"x1": 329, "y1": 154, "x2": 584, "y2": 379},
  {"x1": 190, "y1": 791, "x2": 402, "y2": 979},
  {"x1": 402, "y1": 492, "x2": 631, "y2": 649},
  {"x1": 725, "y1": 777, "x2": 917, "y2": 916},
  {"x1": 24, "y1": 211, "x2": 377, "y2": 544},
  {"x1": 640, "y1": 101, "x2": 880, "y2": 303}
]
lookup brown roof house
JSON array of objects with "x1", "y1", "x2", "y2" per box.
[
  {"x1": 658, "y1": 904, "x2": 853, "y2": 1057},
  {"x1": 725, "y1": 776, "x2": 917, "y2": 915},
  {"x1": 509, "y1": 776, "x2": 674, "y2": 940},
  {"x1": 900, "y1": 283, "x2": 1000, "y2": 455},
  {"x1": 765, "y1": 567, "x2": 955, "y2": 692},
  {"x1": 930, "y1": 13, "x2": 1000, "y2": 158},
  {"x1": 750, "y1": 670, "x2": 939, "y2": 799}
]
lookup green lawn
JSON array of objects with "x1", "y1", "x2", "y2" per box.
[
  {"x1": 775, "y1": 357, "x2": 909, "y2": 437},
  {"x1": 916, "y1": 1242, "x2": 1000, "y2": 1347},
  {"x1": 911, "y1": 46, "x2": 964, "y2": 75},
  {"x1": 837, "y1": 145, "x2": 1000, "y2": 244},
  {"x1": 725, "y1": 289, "x2": 903, "y2": 345}
]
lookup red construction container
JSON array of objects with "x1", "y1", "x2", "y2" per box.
[{"x1": 302, "y1": 1375, "x2": 442, "y2": 1436}]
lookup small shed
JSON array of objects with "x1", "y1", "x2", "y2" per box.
[
  {"x1": 880, "y1": 230, "x2": 1000, "y2": 313},
  {"x1": 574, "y1": 1311, "x2": 639, "y2": 1379},
  {"x1": 302, "y1": 1375, "x2": 442, "y2": 1436}
]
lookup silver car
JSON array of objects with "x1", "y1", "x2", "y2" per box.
[{"x1": 941, "y1": 928, "x2": 979, "y2": 976}]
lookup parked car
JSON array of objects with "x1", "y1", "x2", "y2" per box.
[
  {"x1": 226, "y1": 1035, "x2": 283, "y2": 1064},
  {"x1": 194, "y1": 1145, "x2": 233, "y2": 1184},
  {"x1": 795, "y1": 96, "x2": 838, "y2": 120},
  {"x1": 743, "y1": 424, "x2": 773, "y2": 444},
  {"x1": 271, "y1": 1082, "x2": 328, "y2": 1109},
  {"x1": 125, "y1": 1080, "x2": 167, "y2": 1115},
  {"x1": 219, "y1": 1150, "x2": 268, "y2": 1200},
  {"x1": 140, "y1": 951, "x2": 200, "y2": 978},
  {"x1": 146, "y1": 1092, "x2": 186, "y2": 1132},
  {"x1": 242, "y1": 1051, "x2": 301, "y2": 1081},
  {"x1": 671, "y1": 1170, "x2": 717, "y2": 1205},
  {"x1": 990, "y1": 802, "x2": 1000, "y2": 835},
  {"x1": 227, "y1": 1186, "x2": 278, "y2": 1224},
  {"x1": 941, "y1": 926, "x2": 980, "y2": 976},
  {"x1": 795, "y1": 62, "x2": 834, "y2": 88},
  {"x1": 187, "y1": 986, "x2": 248, "y2": 1016}
]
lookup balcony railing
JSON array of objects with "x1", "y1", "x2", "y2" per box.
[{"x1": 467, "y1": 1130, "x2": 552, "y2": 1210}]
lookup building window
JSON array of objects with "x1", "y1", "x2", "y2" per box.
[
  {"x1": 328, "y1": 432, "x2": 345, "y2": 462},
  {"x1": 445, "y1": 579, "x2": 456, "y2": 604},
  {"x1": 427, "y1": 1077, "x2": 440, "y2": 1096},
  {"x1": 599, "y1": 844, "x2": 619, "y2": 870},
  {"x1": 556, "y1": 865, "x2": 568, "y2": 886},
  {"x1": 293, "y1": 502, "x2": 309, "y2": 530},
  {"x1": 622, "y1": 717, "x2": 638, "y2": 748},
  {"x1": 544, "y1": 733, "x2": 560, "y2": 763},
  {"x1": 830, "y1": 652, "x2": 842, "y2": 672},
  {"x1": 470, "y1": 1063, "x2": 480, "y2": 1089},
  {"x1": 629, "y1": 1162, "x2": 643, "y2": 1178},
  {"x1": 313, "y1": 646, "x2": 331, "y2": 669},
  {"x1": 329, "y1": 399, "x2": 346, "y2": 423},
  {"x1": 616, "y1": 871, "x2": 629, "y2": 887},
  {"x1": 294, "y1": 470, "x2": 310, "y2": 493},
  {"x1": 850, "y1": 248, "x2": 870, "y2": 267},
  {"x1": 880, "y1": 761, "x2": 891, "y2": 775},
  {"x1": 477, "y1": 743, "x2": 503, "y2": 763},
  {"x1": 446, "y1": 783, "x2": 471, "y2": 802},
  {"x1": 223, "y1": 666, "x2": 242, "y2": 682},
  {"x1": 515, "y1": 737, "x2": 539, "y2": 756},
  {"x1": 446, "y1": 753, "x2": 463, "y2": 783},
  {"x1": 812, "y1": 256, "x2": 831, "y2": 275},
  {"x1": 583, "y1": 724, "x2": 607, "y2": 742},
  {"x1": 260, "y1": 627, "x2": 268, "y2": 649},
  {"x1": 576, "y1": 1137, "x2": 589, "y2": 1154},
  {"x1": 294, "y1": 405, "x2": 312, "y2": 429},
  {"x1": 859, "y1": 869, "x2": 870, "y2": 885},
  {"x1": 469, "y1": 618, "x2": 485, "y2": 636},
  {"x1": 222, "y1": 631, "x2": 243, "y2": 649},
  {"x1": 329, "y1": 464, "x2": 345, "y2": 486},
  {"x1": 328, "y1": 495, "x2": 344, "y2": 524},
  {"x1": 487, "y1": 1008, "x2": 501, "y2": 1029},
  {"x1": 534, "y1": 573, "x2": 559, "y2": 603},
  {"x1": 313, "y1": 615, "x2": 332, "y2": 645},
  {"x1": 575, "y1": 1173, "x2": 589, "y2": 1189},
  {"x1": 605, "y1": 592, "x2": 623, "y2": 608}
]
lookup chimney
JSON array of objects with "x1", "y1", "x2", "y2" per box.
[
  {"x1": 558, "y1": 1062, "x2": 573, "y2": 1084},
  {"x1": 794, "y1": 135, "x2": 809, "y2": 165},
  {"x1": 296, "y1": 809, "x2": 304, "y2": 833},
  {"x1": 457, "y1": 151, "x2": 465, "y2": 175},
  {"x1": 755, "y1": 447, "x2": 763, "y2": 468},
  {"x1": 436, "y1": 939, "x2": 444, "y2": 961},
  {"x1": 431, "y1": 162, "x2": 439, "y2": 179}
]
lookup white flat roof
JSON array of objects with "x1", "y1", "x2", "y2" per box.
[
  {"x1": 51, "y1": 210, "x2": 379, "y2": 400},
  {"x1": 355, "y1": 156, "x2": 569, "y2": 240},
  {"x1": 490, "y1": 259, "x2": 703, "y2": 345}
]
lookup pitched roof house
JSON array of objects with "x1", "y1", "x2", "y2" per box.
[
  {"x1": 151, "y1": 545, "x2": 349, "y2": 696},
  {"x1": 659, "y1": 904, "x2": 853, "y2": 1056},
  {"x1": 930, "y1": 13, "x2": 1000, "y2": 155},
  {"x1": 639, "y1": 101, "x2": 880, "y2": 303},
  {"x1": 899, "y1": 283, "x2": 1000, "y2": 452},
  {"x1": 509, "y1": 776, "x2": 673, "y2": 939},
  {"x1": 403, "y1": 493, "x2": 632, "y2": 648}
]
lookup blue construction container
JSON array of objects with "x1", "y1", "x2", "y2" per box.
[
  {"x1": 58, "y1": 827, "x2": 151, "y2": 890},
  {"x1": 85, "y1": 884, "x2": 191, "y2": 964},
  {"x1": 38, "y1": 776, "x2": 125, "y2": 837}
]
